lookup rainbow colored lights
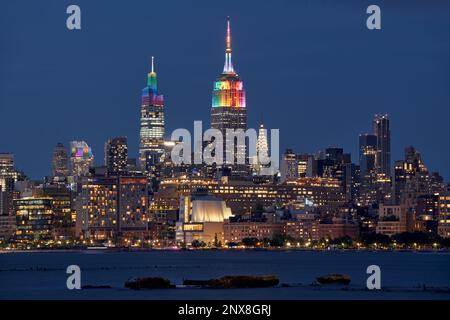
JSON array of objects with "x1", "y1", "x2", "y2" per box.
[
  {"x1": 70, "y1": 141, "x2": 93, "y2": 159},
  {"x1": 142, "y1": 56, "x2": 164, "y2": 106},
  {"x1": 223, "y1": 17, "x2": 234, "y2": 74},
  {"x1": 212, "y1": 75, "x2": 246, "y2": 108},
  {"x1": 212, "y1": 17, "x2": 246, "y2": 109}
]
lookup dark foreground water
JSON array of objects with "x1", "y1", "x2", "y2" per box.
[{"x1": 1, "y1": 250, "x2": 449, "y2": 300}]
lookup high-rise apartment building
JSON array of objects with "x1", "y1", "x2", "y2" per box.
[
  {"x1": 79, "y1": 175, "x2": 149, "y2": 243},
  {"x1": 105, "y1": 137, "x2": 128, "y2": 175},
  {"x1": 438, "y1": 188, "x2": 450, "y2": 238},
  {"x1": 373, "y1": 114, "x2": 391, "y2": 176},
  {"x1": 359, "y1": 134, "x2": 377, "y2": 178},
  {"x1": 0, "y1": 153, "x2": 18, "y2": 219}
]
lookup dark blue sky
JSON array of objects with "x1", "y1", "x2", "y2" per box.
[{"x1": 1, "y1": 0, "x2": 449, "y2": 180}]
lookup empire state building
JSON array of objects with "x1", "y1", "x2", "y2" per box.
[{"x1": 210, "y1": 17, "x2": 247, "y2": 174}]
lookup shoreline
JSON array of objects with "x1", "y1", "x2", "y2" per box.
[{"x1": 1, "y1": 247, "x2": 449, "y2": 254}]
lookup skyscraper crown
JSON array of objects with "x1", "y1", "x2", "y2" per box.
[
  {"x1": 223, "y1": 17, "x2": 235, "y2": 74},
  {"x1": 142, "y1": 56, "x2": 164, "y2": 106},
  {"x1": 212, "y1": 17, "x2": 246, "y2": 109},
  {"x1": 147, "y1": 56, "x2": 157, "y2": 91}
]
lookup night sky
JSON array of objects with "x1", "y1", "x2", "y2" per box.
[{"x1": 1, "y1": 0, "x2": 449, "y2": 180}]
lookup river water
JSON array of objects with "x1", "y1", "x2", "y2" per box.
[{"x1": 1, "y1": 250, "x2": 449, "y2": 299}]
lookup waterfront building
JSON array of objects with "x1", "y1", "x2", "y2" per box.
[
  {"x1": 376, "y1": 203, "x2": 415, "y2": 237},
  {"x1": 139, "y1": 57, "x2": 165, "y2": 176},
  {"x1": 176, "y1": 189, "x2": 232, "y2": 246},
  {"x1": 79, "y1": 175, "x2": 149, "y2": 243},
  {"x1": 15, "y1": 197, "x2": 54, "y2": 241},
  {"x1": 438, "y1": 189, "x2": 450, "y2": 238},
  {"x1": 104, "y1": 137, "x2": 128, "y2": 175},
  {"x1": 318, "y1": 218, "x2": 360, "y2": 240},
  {"x1": 223, "y1": 221, "x2": 284, "y2": 243},
  {"x1": 52, "y1": 143, "x2": 69, "y2": 178},
  {"x1": 285, "y1": 219, "x2": 320, "y2": 241},
  {"x1": 33, "y1": 185, "x2": 74, "y2": 239}
]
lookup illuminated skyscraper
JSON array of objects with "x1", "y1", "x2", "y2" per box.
[
  {"x1": 0, "y1": 154, "x2": 14, "y2": 173},
  {"x1": 0, "y1": 176, "x2": 14, "y2": 217},
  {"x1": 52, "y1": 143, "x2": 69, "y2": 177},
  {"x1": 104, "y1": 137, "x2": 128, "y2": 175},
  {"x1": 373, "y1": 114, "x2": 391, "y2": 176},
  {"x1": 210, "y1": 17, "x2": 247, "y2": 174},
  {"x1": 257, "y1": 124, "x2": 269, "y2": 161},
  {"x1": 359, "y1": 134, "x2": 378, "y2": 205},
  {"x1": 70, "y1": 141, "x2": 94, "y2": 177},
  {"x1": 0, "y1": 154, "x2": 18, "y2": 223},
  {"x1": 359, "y1": 134, "x2": 377, "y2": 178},
  {"x1": 0, "y1": 153, "x2": 20, "y2": 181},
  {"x1": 139, "y1": 57, "x2": 165, "y2": 175},
  {"x1": 252, "y1": 123, "x2": 269, "y2": 175}
]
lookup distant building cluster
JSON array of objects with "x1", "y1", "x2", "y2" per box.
[{"x1": 0, "y1": 18, "x2": 449, "y2": 248}]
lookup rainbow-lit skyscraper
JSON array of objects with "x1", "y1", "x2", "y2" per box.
[
  {"x1": 210, "y1": 17, "x2": 247, "y2": 174},
  {"x1": 139, "y1": 57, "x2": 165, "y2": 175}
]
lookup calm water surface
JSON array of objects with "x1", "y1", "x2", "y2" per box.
[{"x1": 0, "y1": 250, "x2": 449, "y2": 300}]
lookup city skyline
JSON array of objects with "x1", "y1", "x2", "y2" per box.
[
  {"x1": 2, "y1": 1, "x2": 450, "y2": 305},
  {"x1": 1, "y1": 1, "x2": 450, "y2": 180}
]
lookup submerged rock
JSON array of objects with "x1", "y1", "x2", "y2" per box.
[
  {"x1": 125, "y1": 277, "x2": 175, "y2": 290},
  {"x1": 183, "y1": 275, "x2": 279, "y2": 289},
  {"x1": 316, "y1": 274, "x2": 351, "y2": 285},
  {"x1": 81, "y1": 285, "x2": 112, "y2": 289}
]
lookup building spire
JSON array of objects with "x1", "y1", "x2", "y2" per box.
[
  {"x1": 147, "y1": 56, "x2": 157, "y2": 90},
  {"x1": 226, "y1": 16, "x2": 232, "y2": 53},
  {"x1": 223, "y1": 16, "x2": 235, "y2": 74}
]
